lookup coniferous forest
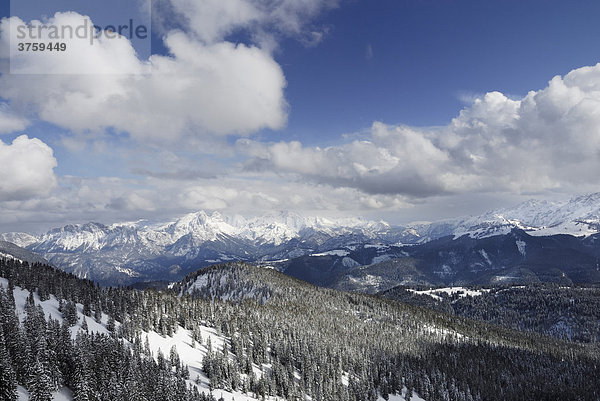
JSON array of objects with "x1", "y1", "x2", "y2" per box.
[
  {"x1": 380, "y1": 284, "x2": 600, "y2": 343},
  {"x1": 1, "y1": 258, "x2": 599, "y2": 401}
]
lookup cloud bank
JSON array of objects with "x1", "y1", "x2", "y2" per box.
[
  {"x1": 2, "y1": 0, "x2": 600, "y2": 231},
  {"x1": 244, "y1": 63, "x2": 600, "y2": 198}
]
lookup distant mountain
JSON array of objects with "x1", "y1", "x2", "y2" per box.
[
  {"x1": 2, "y1": 211, "x2": 405, "y2": 285},
  {"x1": 0, "y1": 232, "x2": 39, "y2": 247},
  {"x1": 0, "y1": 240, "x2": 48, "y2": 265},
  {"x1": 317, "y1": 229, "x2": 600, "y2": 293},
  {"x1": 5, "y1": 192, "x2": 600, "y2": 286},
  {"x1": 418, "y1": 192, "x2": 600, "y2": 240}
]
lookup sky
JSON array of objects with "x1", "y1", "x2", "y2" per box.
[{"x1": 2, "y1": 0, "x2": 600, "y2": 233}]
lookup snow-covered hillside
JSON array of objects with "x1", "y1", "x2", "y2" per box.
[
  {"x1": 0, "y1": 276, "x2": 283, "y2": 401},
  {"x1": 1, "y1": 271, "x2": 422, "y2": 401}
]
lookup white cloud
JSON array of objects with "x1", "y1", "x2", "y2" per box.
[
  {"x1": 0, "y1": 103, "x2": 28, "y2": 134},
  {"x1": 4, "y1": 13, "x2": 144, "y2": 75},
  {"x1": 0, "y1": 13, "x2": 287, "y2": 142},
  {"x1": 0, "y1": 172, "x2": 412, "y2": 232},
  {"x1": 157, "y1": 0, "x2": 339, "y2": 46},
  {"x1": 242, "y1": 63, "x2": 600, "y2": 198},
  {"x1": 6, "y1": 2, "x2": 600, "y2": 230},
  {"x1": 0, "y1": 135, "x2": 57, "y2": 201}
]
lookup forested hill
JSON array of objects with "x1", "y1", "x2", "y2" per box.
[
  {"x1": 378, "y1": 284, "x2": 600, "y2": 343},
  {"x1": 0, "y1": 240, "x2": 48, "y2": 265},
  {"x1": 1, "y1": 258, "x2": 600, "y2": 400}
]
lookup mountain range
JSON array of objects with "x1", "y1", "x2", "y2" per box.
[{"x1": 3, "y1": 193, "x2": 600, "y2": 286}]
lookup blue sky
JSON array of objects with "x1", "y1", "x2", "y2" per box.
[
  {"x1": 277, "y1": 0, "x2": 600, "y2": 142},
  {"x1": 2, "y1": 0, "x2": 600, "y2": 232}
]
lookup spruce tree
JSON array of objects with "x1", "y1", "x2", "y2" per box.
[
  {"x1": 63, "y1": 301, "x2": 78, "y2": 327},
  {"x1": 0, "y1": 327, "x2": 17, "y2": 401},
  {"x1": 28, "y1": 359, "x2": 52, "y2": 401}
]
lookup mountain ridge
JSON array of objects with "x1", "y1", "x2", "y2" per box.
[{"x1": 5, "y1": 192, "x2": 600, "y2": 285}]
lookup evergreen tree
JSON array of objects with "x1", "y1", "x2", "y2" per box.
[
  {"x1": 72, "y1": 348, "x2": 91, "y2": 401},
  {"x1": 63, "y1": 301, "x2": 78, "y2": 327},
  {"x1": 0, "y1": 327, "x2": 17, "y2": 401},
  {"x1": 107, "y1": 315, "x2": 115, "y2": 332},
  {"x1": 28, "y1": 359, "x2": 52, "y2": 401},
  {"x1": 94, "y1": 304, "x2": 102, "y2": 323}
]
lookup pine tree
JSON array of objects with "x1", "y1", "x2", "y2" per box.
[
  {"x1": 63, "y1": 301, "x2": 78, "y2": 326},
  {"x1": 72, "y1": 361, "x2": 91, "y2": 401},
  {"x1": 0, "y1": 327, "x2": 17, "y2": 401},
  {"x1": 82, "y1": 300, "x2": 92, "y2": 317},
  {"x1": 93, "y1": 304, "x2": 102, "y2": 323},
  {"x1": 28, "y1": 359, "x2": 52, "y2": 401},
  {"x1": 107, "y1": 315, "x2": 115, "y2": 332}
]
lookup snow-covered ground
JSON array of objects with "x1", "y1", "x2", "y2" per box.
[
  {"x1": 17, "y1": 385, "x2": 73, "y2": 401},
  {"x1": 311, "y1": 249, "x2": 350, "y2": 257},
  {"x1": 377, "y1": 387, "x2": 426, "y2": 401},
  {"x1": 1, "y1": 277, "x2": 277, "y2": 401},
  {"x1": 0, "y1": 252, "x2": 22, "y2": 262},
  {"x1": 408, "y1": 287, "x2": 490, "y2": 301}
]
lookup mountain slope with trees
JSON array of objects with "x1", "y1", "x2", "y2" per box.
[{"x1": 2, "y1": 258, "x2": 599, "y2": 400}]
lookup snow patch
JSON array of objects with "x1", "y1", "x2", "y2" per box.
[
  {"x1": 342, "y1": 257, "x2": 360, "y2": 268},
  {"x1": 115, "y1": 265, "x2": 141, "y2": 277},
  {"x1": 409, "y1": 287, "x2": 490, "y2": 300},
  {"x1": 371, "y1": 254, "x2": 393, "y2": 264},
  {"x1": 478, "y1": 249, "x2": 491, "y2": 265},
  {"x1": 377, "y1": 387, "x2": 426, "y2": 401},
  {"x1": 311, "y1": 249, "x2": 350, "y2": 257},
  {"x1": 515, "y1": 240, "x2": 526, "y2": 256},
  {"x1": 0, "y1": 251, "x2": 22, "y2": 262}
]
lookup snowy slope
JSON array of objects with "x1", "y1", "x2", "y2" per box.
[
  {"x1": 2, "y1": 273, "x2": 420, "y2": 401},
  {"x1": 1, "y1": 276, "x2": 272, "y2": 401}
]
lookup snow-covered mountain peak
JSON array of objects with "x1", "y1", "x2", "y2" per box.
[
  {"x1": 0, "y1": 232, "x2": 39, "y2": 248},
  {"x1": 166, "y1": 210, "x2": 238, "y2": 242},
  {"x1": 8, "y1": 192, "x2": 600, "y2": 285},
  {"x1": 443, "y1": 193, "x2": 600, "y2": 239}
]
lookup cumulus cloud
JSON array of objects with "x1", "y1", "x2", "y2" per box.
[
  {"x1": 4, "y1": 12, "x2": 144, "y2": 75},
  {"x1": 0, "y1": 135, "x2": 57, "y2": 201},
  {"x1": 0, "y1": 0, "x2": 340, "y2": 142},
  {"x1": 242, "y1": 63, "x2": 600, "y2": 197},
  {"x1": 0, "y1": 13, "x2": 287, "y2": 142},
  {"x1": 242, "y1": 125, "x2": 451, "y2": 197}
]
